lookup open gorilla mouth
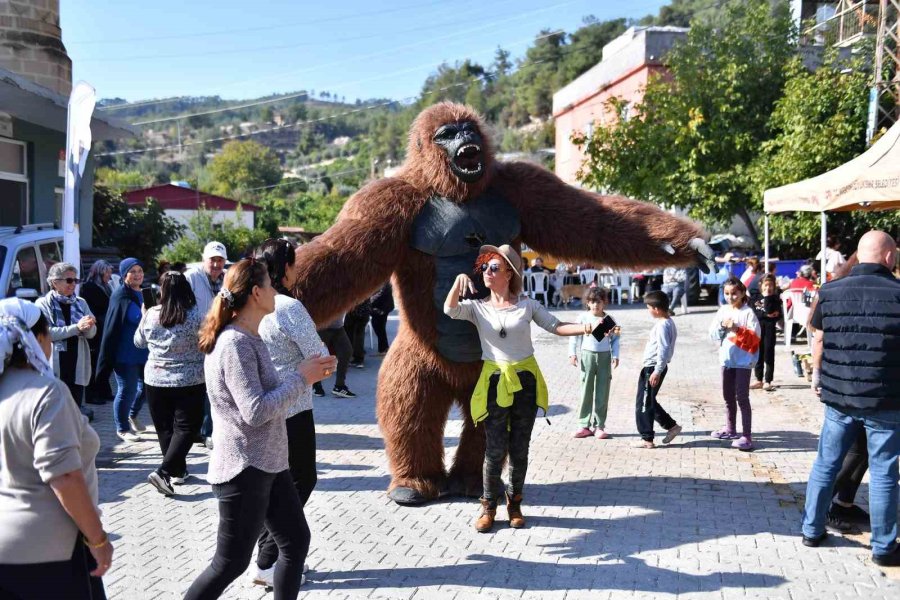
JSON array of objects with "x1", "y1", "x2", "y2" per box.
[{"x1": 451, "y1": 143, "x2": 484, "y2": 181}]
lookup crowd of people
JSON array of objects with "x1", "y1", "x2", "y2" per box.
[{"x1": 0, "y1": 229, "x2": 896, "y2": 599}]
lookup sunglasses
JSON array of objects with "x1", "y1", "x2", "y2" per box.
[
  {"x1": 480, "y1": 263, "x2": 506, "y2": 273},
  {"x1": 55, "y1": 277, "x2": 81, "y2": 284}
]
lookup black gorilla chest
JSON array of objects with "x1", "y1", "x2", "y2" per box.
[{"x1": 410, "y1": 191, "x2": 521, "y2": 362}]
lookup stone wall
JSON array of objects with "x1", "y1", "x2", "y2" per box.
[{"x1": 0, "y1": 0, "x2": 71, "y2": 96}]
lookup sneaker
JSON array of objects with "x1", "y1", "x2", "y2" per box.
[
  {"x1": 801, "y1": 531, "x2": 828, "y2": 548},
  {"x1": 252, "y1": 566, "x2": 274, "y2": 587},
  {"x1": 374, "y1": 350, "x2": 389, "y2": 357},
  {"x1": 830, "y1": 502, "x2": 869, "y2": 524},
  {"x1": 116, "y1": 430, "x2": 141, "y2": 443},
  {"x1": 148, "y1": 471, "x2": 175, "y2": 496},
  {"x1": 711, "y1": 429, "x2": 740, "y2": 440},
  {"x1": 573, "y1": 427, "x2": 594, "y2": 439},
  {"x1": 764, "y1": 382, "x2": 776, "y2": 392},
  {"x1": 312, "y1": 383, "x2": 325, "y2": 397},
  {"x1": 662, "y1": 424, "x2": 682, "y2": 444},
  {"x1": 128, "y1": 416, "x2": 146, "y2": 432},
  {"x1": 731, "y1": 436, "x2": 754, "y2": 451},
  {"x1": 349, "y1": 361, "x2": 365, "y2": 369},
  {"x1": 171, "y1": 471, "x2": 190, "y2": 485},
  {"x1": 872, "y1": 545, "x2": 900, "y2": 567},
  {"x1": 595, "y1": 429, "x2": 611, "y2": 440},
  {"x1": 825, "y1": 508, "x2": 852, "y2": 532},
  {"x1": 749, "y1": 380, "x2": 763, "y2": 390},
  {"x1": 204, "y1": 436, "x2": 214, "y2": 451},
  {"x1": 332, "y1": 385, "x2": 357, "y2": 398},
  {"x1": 640, "y1": 440, "x2": 656, "y2": 449}
]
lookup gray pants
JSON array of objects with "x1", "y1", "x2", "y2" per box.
[{"x1": 482, "y1": 372, "x2": 538, "y2": 504}]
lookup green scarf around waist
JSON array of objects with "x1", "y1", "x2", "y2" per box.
[{"x1": 471, "y1": 355, "x2": 549, "y2": 425}]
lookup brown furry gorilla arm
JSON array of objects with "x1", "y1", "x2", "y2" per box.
[
  {"x1": 493, "y1": 161, "x2": 706, "y2": 269},
  {"x1": 292, "y1": 177, "x2": 427, "y2": 326}
]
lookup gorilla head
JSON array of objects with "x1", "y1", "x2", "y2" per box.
[{"x1": 398, "y1": 102, "x2": 494, "y2": 202}]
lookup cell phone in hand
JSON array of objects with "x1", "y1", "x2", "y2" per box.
[
  {"x1": 591, "y1": 315, "x2": 617, "y2": 343},
  {"x1": 141, "y1": 287, "x2": 157, "y2": 309}
]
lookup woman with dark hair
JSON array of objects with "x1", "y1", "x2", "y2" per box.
[
  {"x1": 249, "y1": 238, "x2": 335, "y2": 588},
  {"x1": 134, "y1": 272, "x2": 206, "y2": 495},
  {"x1": 0, "y1": 298, "x2": 112, "y2": 599},
  {"x1": 98, "y1": 258, "x2": 149, "y2": 442},
  {"x1": 185, "y1": 258, "x2": 333, "y2": 600},
  {"x1": 81, "y1": 260, "x2": 114, "y2": 405},
  {"x1": 35, "y1": 262, "x2": 97, "y2": 409},
  {"x1": 444, "y1": 244, "x2": 589, "y2": 533}
]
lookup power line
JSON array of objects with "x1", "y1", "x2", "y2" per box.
[{"x1": 67, "y1": 0, "x2": 452, "y2": 45}]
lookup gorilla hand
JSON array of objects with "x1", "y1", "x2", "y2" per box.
[{"x1": 689, "y1": 238, "x2": 716, "y2": 273}]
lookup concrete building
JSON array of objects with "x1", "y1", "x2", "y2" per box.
[
  {"x1": 552, "y1": 26, "x2": 688, "y2": 186},
  {"x1": 124, "y1": 184, "x2": 259, "y2": 230},
  {"x1": 0, "y1": 0, "x2": 131, "y2": 246}
]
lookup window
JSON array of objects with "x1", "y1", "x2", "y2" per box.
[
  {"x1": 7, "y1": 246, "x2": 41, "y2": 297},
  {"x1": 39, "y1": 241, "x2": 61, "y2": 274},
  {"x1": 0, "y1": 139, "x2": 28, "y2": 227}
]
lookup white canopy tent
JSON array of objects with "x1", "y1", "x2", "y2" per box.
[{"x1": 763, "y1": 119, "x2": 900, "y2": 277}]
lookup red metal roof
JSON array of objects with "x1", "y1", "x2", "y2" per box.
[{"x1": 123, "y1": 184, "x2": 260, "y2": 212}]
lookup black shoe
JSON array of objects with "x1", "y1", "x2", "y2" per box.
[
  {"x1": 312, "y1": 383, "x2": 325, "y2": 397},
  {"x1": 872, "y1": 544, "x2": 900, "y2": 567},
  {"x1": 830, "y1": 502, "x2": 869, "y2": 524},
  {"x1": 826, "y1": 509, "x2": 852, "y2": 532},
  {"x1": 349, "y1": 361, "x2": 365, "y2": 369},
  {"x1": 332, "y1": 385, "x2": 357, "y2": 398},
  {"x1": 148, "y1": 471, "x2": 175, "y2": 496},
  {"x1": 802, "y1": 531, "x2": 828, "y2": 548}
]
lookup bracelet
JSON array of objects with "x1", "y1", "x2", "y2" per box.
[{"x1": 83, "y1": 532, "x2": 108, "y2": 549}]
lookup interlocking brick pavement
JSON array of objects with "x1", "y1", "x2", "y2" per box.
[{"x1": 93, "y1": 306, "x2": 900, "y2": 599}]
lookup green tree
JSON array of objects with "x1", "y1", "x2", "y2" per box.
[
  {"x1": 160, "y1": 207, "x2": 268, "y2": 264},
  {"x1": 750, "y1": 53, "x2": 899, "y2": 253},
  {"x1": 92, "y1": 185, "x2": 183, "y2": 266},
  {"x1": 94, "y1": 167, "x2": 152, "y2": 191},
  {"x1": 575, "y1": 0, "x2": 795, "y2": 244},
  {"x1": 206, "y1": 140, "x2": 282, "y2": 199}
]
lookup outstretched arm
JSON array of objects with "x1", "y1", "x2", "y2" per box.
[
  {"x1": 292, "y1": 177, "x2": 426, "y2": 326},
  {"x1": 493, "y1": 162, "x2": 713, "y2": 271}
]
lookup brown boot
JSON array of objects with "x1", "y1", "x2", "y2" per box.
[
  {"x1": 475, "y1": 498, "x2": 496, "y2": 533},
  {"x1": 507, "y1": 492, "x2": 526, "y2": 529}
]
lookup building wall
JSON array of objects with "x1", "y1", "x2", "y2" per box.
[
  {"x1": 554, "y1": 66, "x2": 664, "y2": 186},
  {"x1": 0, "y1": 0, "x2": 71, "y2": 97},
  {"x1": 164, "y1": 209, "x2": 255, "y2": 230}
]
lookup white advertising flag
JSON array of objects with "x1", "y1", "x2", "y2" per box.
[{"x1": 62, "y1": 81, "x2": 96, "y2": 273}]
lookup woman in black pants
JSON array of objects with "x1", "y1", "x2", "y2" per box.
[
  {"x1": 133, "y1": 272, "x2": 206, "y2": 494},
  {"x1": 185, "y1": 259, "x2": 335, "y2": 600},
  {"x1": 252, "y1": 238, "x2": 335, "y2": 587}
]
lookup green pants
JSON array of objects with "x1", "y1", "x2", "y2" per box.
[{"x1": 579, "y1": 350, "x2": 612, "y2": 429}]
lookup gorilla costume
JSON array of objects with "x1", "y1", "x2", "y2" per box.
[{"x1": 294, "y1": 102, "x2": 712, "y2": 505}]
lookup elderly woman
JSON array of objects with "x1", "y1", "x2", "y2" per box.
[
  {"x1": 0, "y1": 298, "x2": 113, "y2": 599},
  {"x1": 81, "y1": 260, "x2": 114, "y2": 405},
  {"x1": 444, "y1": 244, "x2": 590, "y2": 533},
  {"x1": 35, "y1": 262, "x2": 97, "y2": 409},
  {"x1": 98, "y1": 258, "x2": 149, "y2": 443}
]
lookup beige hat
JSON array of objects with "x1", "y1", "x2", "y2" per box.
[{"x1": 479, "y1": 244, "x2": 523, "y2": 291}]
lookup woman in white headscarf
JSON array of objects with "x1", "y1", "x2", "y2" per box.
[{"x1": 0, "y1": 298, "x2": 112, "y2": 599}]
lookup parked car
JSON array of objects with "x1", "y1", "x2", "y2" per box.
[{"x1": 0, "y1": 223, "x2": 65, "y2": 300}]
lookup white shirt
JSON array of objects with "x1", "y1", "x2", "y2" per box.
[
  {"x1": 444, "y1": 298, "x2": 560, "y2": 362},
  {"x1": 816, "y1": 247, "x2": 846, "y2": 274}
]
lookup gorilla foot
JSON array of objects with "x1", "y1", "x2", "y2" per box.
[
  {"x1": 441, "y1": 472, "x2": 482, "y2": 499},
  {"x1": 388, "y1": 477, "x2": 442, "y2": 506}
]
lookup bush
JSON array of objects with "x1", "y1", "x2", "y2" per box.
[{"x1": 160, "y1": 207, "x2": 268, "y2": 264}]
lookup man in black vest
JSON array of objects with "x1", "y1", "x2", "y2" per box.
[{"x1": 800, "y1": 231, "x2": 900, "y2": 566}]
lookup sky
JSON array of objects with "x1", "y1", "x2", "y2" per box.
[{"x1": 62, "y1": 0, "x2": 670, "y2": 104}]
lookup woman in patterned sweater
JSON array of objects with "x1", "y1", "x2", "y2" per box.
[{"x1": 250, "y1": 238, "x2": 336, "y2": 589}]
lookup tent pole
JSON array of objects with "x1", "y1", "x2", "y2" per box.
[
  {"x1": 820, "y1": 212, "x2": 827, "y2": 284},
  {"x1": 764, "y1": 214, "x2": 770, "y2": 273}
]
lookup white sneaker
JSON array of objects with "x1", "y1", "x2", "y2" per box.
[
  {"x1": 170, "y1": 471, "x2": 189, "y2": 485},
  {"x1": 252, "y1": 566, "x2": 305, "y2": 587},
  {"x1": 128, "y1": 416, "x2": 145, "y2": 432},
  {"x1": 116, "y1": 430, "x2": 141, "y2": 443}
]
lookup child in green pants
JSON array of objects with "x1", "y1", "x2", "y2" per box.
[{"x1": 569, "y1": 287, "x2": 620, "y2": 439}]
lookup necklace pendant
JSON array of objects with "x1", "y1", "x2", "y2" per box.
[{"x1": 499, "y1": 328, "x2": 507, "y2": 338}]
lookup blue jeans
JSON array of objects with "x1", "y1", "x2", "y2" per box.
[
  {"x1": 802, "y1": 405, "x2": 900, "y2": 556},
  {"x1": 113, "y1": 363, "x2": 145, "y2": 433}
]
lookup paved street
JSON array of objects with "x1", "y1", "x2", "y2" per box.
[{"x1": 92, "y1": 305, "x2": 900, "y2": 599}]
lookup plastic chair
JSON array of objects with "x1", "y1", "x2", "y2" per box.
[
  {"x1": 579, "y1": 269, "x2": 599, "y2": 286},
  {"x1": 782, "y1": 289, "x2": 812, "y2": 349},
  {"x1": 365, "y1": 321, "x2": 376, "y2": 350},
  {"x1": 527, "y1": 272, "x2": 550, "y2": 307},
  {"x1": 608, "y1": 273, "x2": 632, "y2": 305}
]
